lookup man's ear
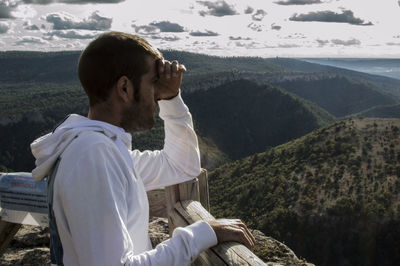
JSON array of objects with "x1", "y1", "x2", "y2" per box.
[{"x1": 116, "y1": 76, "x2": 133, "y2": 103}]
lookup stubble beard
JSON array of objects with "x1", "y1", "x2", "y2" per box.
[{"x1": 120, "y1": 97, "x2": 155, "y2": 132}]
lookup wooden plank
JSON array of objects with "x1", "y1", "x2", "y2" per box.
[
  {"x1": 179, "y1": 178, "x2": 200, "y2": 202},
  {"x1": 165, "y1": 184, "x2": 180, "y2": 235},
  {"x1": 147, "y1": 189, "x2": 167, "y2": 218},
  {"x1": 0, "y1": 219, "x2": 21, "y2": 255},
  {"x1": 175, "y1": 201, "x2": 266, "y2": 266},
  {"x1": 169, "y1": 207, "x2": 226, "y2": 265},
  {"x1": 198, "y1": 169, "x2": 210, "y2": 212}
]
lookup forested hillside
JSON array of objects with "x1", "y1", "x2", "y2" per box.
[
  {"x1": 184, "y1": 79, "x2": 334, "y2": 159},
  {"x1": 209, "y1": 118, "x2": 400, "y2": 266},
  {"x1": 273, "y1": 75, "x2": 397, "y2": 117}
]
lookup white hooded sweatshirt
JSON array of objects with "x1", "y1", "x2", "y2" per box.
[{"x1": 30, "y1": 93, "x2": 217, "y2": 266}]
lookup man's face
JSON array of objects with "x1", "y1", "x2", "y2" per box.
[{"x1": 120, "y1": 55, "x2": 158, "y2": 132}]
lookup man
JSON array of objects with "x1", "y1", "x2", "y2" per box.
[{"x1": 31, "y1": 32, "x2": 255, "y2": 266}]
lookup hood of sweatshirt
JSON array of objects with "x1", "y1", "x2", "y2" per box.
[{"x1": 30, "y1": 114, "x2": 132, "y2": 181}]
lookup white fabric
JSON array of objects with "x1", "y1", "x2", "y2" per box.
[{"x1": 30, "y1": 92, "x2": 217, "y2": 266}]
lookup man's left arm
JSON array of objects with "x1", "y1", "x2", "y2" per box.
[{"x1": 131, "y1": 60, "x2": 201, "y2": 191}]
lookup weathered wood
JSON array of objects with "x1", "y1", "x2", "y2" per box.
[
  {"x1": 0, "y1": 219, "x2": 21, "y2": 256},
  {"x1": 147, "y1": 189, "x2": 167, "y2": 218},
  {"x1": 173, "y1": 200, "x2": 266, "y2": 266},
  {"x1": 179, "y1": 178, "x2": 200, "y2": 202},
  {"x1": 165, "y1": 182, "x2": 180, "y2": 235},
  {"x1": 169, "y1": 207, "x2": 225, "y2": 265},
  {"x1": 198, "y1": 169, "x2": 210, "y2": 212}
]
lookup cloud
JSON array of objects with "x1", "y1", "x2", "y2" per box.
[
  {"x1": 149, "y1": 21, "x2": 185, "y2": 32},
  {"x1": 132, "y1": 24, "x2": 160, "y2": 35},
  {"x1": 331, "y1": 38, "x2": 361, "y2": 46},
  {"x1": 290, "y1": 10, "x2": 373, "y2": 25},
  {"x1": 197, "y1": 0, "x2": 238, "y2": 17},
  {"x1": 271, "y1": 23, "x2": 281, "y2": 30},
  {"x1": 244, "y1": 6, "x2": 254, "y2": 14},
  {"x1": 278, "y1": 43, "x2": 301, "y2": 48},
  {"x1": 247, "y1": 22, "x2": 267, "y2": 32},
  {"x1": 46, "y1": 11, "x2": 112, "y2": 30},
  {"x1": 275, "y1": 0, "x2": 322, "y2": 5},
  {"x1": 150, "y1": 34, "x2": 180, "y2": 42},
  {"x1": 189, "y1": 30, "x2": 219, "y2": 36},
  {"x1": 22, "y1": 0, "x2": 125, "y2": 4},
  {"x1": 15, "y1": 36, "x2": 49, "y2": 45},
  {"x1": 252, "y1": 9, "x2": 267, "y2": 21},
  {"x1": 387, "y1": 42, "x2": 400, "y2": 46},
  {"x1": 229, "y1": 36, "x2": 251, "y2": 40},
  {"x1": 45, "y1": 29, "x2": 100, "y2": 39},
  {"x1": 23, "y1": 21, "x2": 40, "y2": 30},
  {"x1": 0, "y1": 0, "x2": 18, "y2": 18},
  {"x1": 316, "y1": 39, "x2": 329, "y2": 46},
  {"x1": 0, "y1": 22, "x2": 10, "y2": 33}
]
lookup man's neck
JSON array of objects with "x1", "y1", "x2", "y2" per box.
[{"x1": 88, "y1": 104, "x2": 122, "y2": 129}]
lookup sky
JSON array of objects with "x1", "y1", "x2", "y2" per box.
[{"x1": 0, "y1": 0, "x2": 399, "y2": 58}]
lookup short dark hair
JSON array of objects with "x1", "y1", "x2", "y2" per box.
[{"x1": 78, "y1": 32, "x2": 162, "y2": 106}]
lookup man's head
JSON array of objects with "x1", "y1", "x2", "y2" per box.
[
  {"x1": 78, "y1": 32, "x2": 162, "y2": 106},
  {"x1": 78, "y1": 32, "x2": 163, "y2": 131}
]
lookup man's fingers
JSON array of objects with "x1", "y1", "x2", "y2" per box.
[
  {"x1": 233, "y1": 227, "x2": 254, "y2": 250},
  {"x1": 157, "y1": 59, "x2": 165, "y2": 73},
  {"x1": 164, "y1": 60, "x2": 171, "y2": 79},
  {"x1": 179, "y1": 64, "x2": 187, "y2": 72},
  {"x1": 236, "y1": 222, "x2": 256, "y2": 245},
  {"x1": 171, "y1": 60, "x2": 179, "y2": 77}
]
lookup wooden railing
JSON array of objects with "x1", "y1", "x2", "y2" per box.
[{"x1": 1, "y1": 170, "x2": 265, "y2": 265}]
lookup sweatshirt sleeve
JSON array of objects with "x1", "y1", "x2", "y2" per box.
[
  {"x1": 131, "y1": 91, "x2": 201, "y2": 191},
  {"x1": 127, "y1": 221, "x2": 217, "y2": 265},
  {"x1": 58, "y1": 142, "x2": 217, "y2": 266}
]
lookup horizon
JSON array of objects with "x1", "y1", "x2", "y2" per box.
[{"x1": 0, "y1": 0, "x2": 399, "y2": 58}]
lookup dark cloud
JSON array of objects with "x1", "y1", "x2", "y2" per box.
[
  {"x1": 25, "y1": 24, "x2": 40, "y2": 30},
  {"x1": 23, "y1": 21, "x2": 40, "y2": 30},
  {"x1": 229, "y1": 36, "x2": 251, "y2": 40},
  {"x1": 278, "y1": 43, "x2": 301, "y2": 48},
  {"x1": 0, "y1": 22, "x2": 10, "y2": 33},
  {"x1": 387, "y1": 42, "x2": 400, "y2": 46},
  {"x1": 331, "y1": 38, "x2": 361, "y2": 46},
  {"x1": 252, "y1": 9, "x2": 267, "y2": 21},
  {"x1": 316, "y1": 39, "x2": 329, "y2": 46},
  {"x1": 197, "y1": 0, "x2": 238, "y2": 17},
  {"x1": 290, "y1": 10, "x2": 373, "y2": 25},
  {"x1": 0, "y1": 0, "x2": 18, "y2": 19},
  {"x1": 45, "y1": 29, "x2": 99, "y2": 39},
  {"x1": 271, "y1": 23, "x2": 281, "y2": 30},
  {"x1": 275, "y1": 0, "x2": 322, "y2": 5},
  {"x1": 398, "y1": 1, "x2": 400, "y2": 7},
  {"x1": 244, "y1": 6, "x2": 254, "y2": 14},
  {"x1": 46, "y1": 11, "x2": 112, "y2": 30},
  {"x1": 189, "y1": 30, "x2": 219, "y2": 36},
  {"x1": 132, "y1": 24, "x2": 160, "y2": 35},
  {"x1": 149, "y1": 21, "x2": 185, "y2": 32}
]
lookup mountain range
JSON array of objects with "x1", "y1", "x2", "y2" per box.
[{"x1": 1, "y1": 50, "x2": 399, "y2": 265}]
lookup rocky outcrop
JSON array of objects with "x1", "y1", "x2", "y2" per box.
[{"x1": 0, "y1": 218, "x2": 313, "y2": 265}]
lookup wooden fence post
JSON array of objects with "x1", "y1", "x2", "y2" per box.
[{"x1": 0, "y1": 220, "x2": 21, "y2": 256}]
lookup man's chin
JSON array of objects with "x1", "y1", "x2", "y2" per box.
[{"x1": 130, "y1": 119, "x2": 154, "y2": 132}]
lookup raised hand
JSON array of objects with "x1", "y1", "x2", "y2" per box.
[
  {"x1": 155, "y1": 59, "x2": 187, "y2": 100},
  {"x1": 208, "y1": 219, "x2": 256, "y2": 249}
]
